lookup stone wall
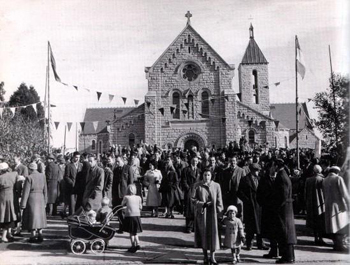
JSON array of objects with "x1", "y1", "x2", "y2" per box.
[
  {"x1": 79, "y1": 134, "x2": 98, "y2": 154},
  {"x1": 238, "y1": 64, "x2": 270, "y2": 115},
  {"x1": 273, "y1": 130, "x2": 290, "y2": 148},
  {"x1": 290, "y1": 128, "x2": 319, "y2": 149}
]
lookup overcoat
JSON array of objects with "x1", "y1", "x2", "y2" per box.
[
  {"x1": 192, "y1": 181, "x2": 223, "y2": 251},
  {"x1": 74, "y1": 161, "x2": 89, "y2": 209},
  {"x1": 238, "y1": 173, "x2": 261, "y2": 235},
  {"x1": 221, "y1": 166, "x2": 245, "y2": 209},
  {"x1": 45, "y1": 161, "x2": 60, "y2": 204},
  {"x1": 64, "y1": 162, "x2": 83, "y2": 200},
  {"x1": 271, "y1": 168, "x2": 297, "y2": 244},
  {"x1": 322, "y1": 173, "x2": 350, "y2": 234},
  {"x1": 143, "y1": 169, "x2": 162, "y2": 207},
  {"x1": 21, "y1": 170, "x2": 47, "y2": 230},
  {"x1": 256, "y1": 175, "x2": 276, "y2": 239},
  {"x1": 0, "y1": 171, "x2": 18, "y2": 224},
  {"x1": 112, "y1": 164, "x2": 133, "y2": 207},
  {"x1": 182, "y1": 166, "x2": 202, "y2": 218},
  {"x1": 304, "y1": 173, "x2": 325, "y2": 232},
  {"x1": 82, "y1": 165, "x2": 104, "y2": 211},
  {"x1": 57, "y1": 164, "x2": 65, "y2": 203},
  {"x1": 160, "y1": 168, "x2": 179, "y2": 208},
  {"x1": 103, "y1": 167, "x2": 113, "y2": 202}
]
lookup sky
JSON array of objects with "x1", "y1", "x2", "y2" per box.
[{"x1": 0, "y1": 0, "x2": 349, "y2": 149}]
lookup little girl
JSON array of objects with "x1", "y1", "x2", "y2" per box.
[
  {"x1": 121, "y1": 184, "x2": 143, "y2": 253},
  {"x1": 96, "y1": 197, "x2": 113, "y2": 224},
  {"x1": 222, "y1": 205, "x2": 245, "y2": 263}
]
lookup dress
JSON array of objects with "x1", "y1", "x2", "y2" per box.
[
  {"x1": 0, "y1": 171, "x2": 18, "y2": 228},
  {"x1": 143, "y1": 169, "x2": 162, "y2": 207},
  {"x1": 21, "y1": 170, "x2": 47, "y2": 230},
  {"x1": 223, "y1": 217, "x2": 244, "y2": 248},
  {"x1": 121, "y1": 195, "x2": 143, "y2": 234},
  {"x1": 192, "y1": 181, "x2": 223, "y2": 251}
]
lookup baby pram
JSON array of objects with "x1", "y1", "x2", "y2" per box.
[{"x1": 67, "y1": 206, "x2": 124, "y2": 254}]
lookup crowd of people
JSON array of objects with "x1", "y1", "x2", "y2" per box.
[{"x1": 0, "y1": 142, "x2": 349, "y2": 264}]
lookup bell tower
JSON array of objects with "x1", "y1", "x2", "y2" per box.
[{"x1": 238, "y1": 24, "x2": 270, "y2": 115}]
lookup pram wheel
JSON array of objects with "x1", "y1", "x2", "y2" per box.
[
  {"x1": 71, "y1": 239, "x2": 86, "y2": 255},
  {"x1": 90, "y1": 239, "x2": 105, "y2": 254}
]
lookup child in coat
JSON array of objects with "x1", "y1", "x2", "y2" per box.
[
  {"x1": 121, "y1": 184, "x2": 143, "y2": 253},
  {"x1": 222, "y1": 205, "x2": 245, "y2": 263},
  {"x1": 96, "y1": 197, "x2": 113, "y2": 224}
]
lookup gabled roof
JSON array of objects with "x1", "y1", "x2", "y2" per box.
[
  {"x1": 270, "y1": 102, "x2": 313, "y2": 131},
  {"x1": 82, "y1": 107, "x2": 135, "y2": 134},
  {"x1": 241, "y1": 24, "x2": 268, "y2": 65},
  {"x1": 289, "y1": 126, "x2": 320, "y2": 143},
  {"x1": 150, "y1": 24, "x2": 234, "y2": 71}
]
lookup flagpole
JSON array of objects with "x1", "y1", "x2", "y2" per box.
[
  {"x1": 47, "y1": 41, "x2": 51, "y2": 154},
  {"x1": 63, "y1": 125, "x2": 67, "y2": 155},
  {"x1": 328, "y1": 45, "x2": 338, "y2": 148},
  {"x1": 295, "y1": 36, "x2": 300, "y2": 169}
]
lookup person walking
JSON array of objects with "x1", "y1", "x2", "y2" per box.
[
  {"x1": 143, "y1": 161, "x2": 162, "y2": 217},
  {"x1": 45, "y1": 154, "x2": 60, "y2": 216},
  {"x1": 20, "y1": 162, "x2": 48, "y2": 243}
]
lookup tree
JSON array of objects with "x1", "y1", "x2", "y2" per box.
[
  {"x1": 313, "y1": 73, "x2": 349, "y2": 161},
  {"x1": 0, "y1": 82, "x2": 5, "y2": 102}
]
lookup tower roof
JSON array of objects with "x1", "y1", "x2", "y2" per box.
[{"x1": 241, "y1": 24, "x2": 268, "y2": 65}]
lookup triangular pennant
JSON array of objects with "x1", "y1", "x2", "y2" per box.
[
  {"x1": 92, "y1": 121, "x2": 99, "y2": 132},
  {"x1": 61, "y1": 82, "x2": 68, "y2": 86},
  {"x1": 80, "y1": 122, "x2": 85, "y2": 132},
  {"x1": 210, "y1": 98, "x2": 215, "y2": 105},
  {"x1": 307, "y1": 98, "x2": 312, "y2": 102},
  {"x1": 108, "y1": 94, "x2": 114, "y2": 103},
  {"x1": 84, "y1": 88, "x2": 90, "y2": 92},
  {"x1": 0, "y1": 108, "x2": 3, "y2": 119},
  {"x1": 67, "y1": 122, "x2": 73, "y2": 132},
  {"x1": 134, "y1": 99, "x2": 139, "y2": 106},
  {"x1": 184, "y1": 102, "x2": 189, "y2": 110},
  {"x1": 50, "y1": 104, "x2": 56, "y2": 107},
  {"x1": 224, "y1": 95, "x2": 229, "y2": 101},
  {"x1": 31, "y1": 104, "x2": 37, "y2": 114},
  {"x1": 122, "y1": 97, "x2": 127, "y2": 104},
  {"x1": 274, "y1": 82, "x2": 281, "y2": 86},
  {"x1": 198, "y1": 113, "x2": 203, "y2": 117},
  {"x1": 9, "y1": 107, "x2": 15, "y2": 118},
  {"x1": 263, "y1": 85, "x2": 269, "y2": 88},
  {"x1": 182, "y1": 109, "x2": 188, "y2": 115},
  {"x1": 274, "y1": 120, "x2": 279, "y2": 128},
  {"x1": 73, "y1": 85, "x2": 78, "y2": 91},
  {"x1": 54, "y1": 122, "x2": 60, "y2": 130},
  {"x1": 96, "y1": 91, "x2": 102, "y2": 101},
  {"x1": 236, "y1": 93, "x2": 242, "y2": 101},
  {"x1": 158, "y1": 108, "x2": 164, "y2": 116},
  {"x1": 170, "y1": 106, "x2": 175, "y2": 114},
  {"x1": 298, "y1": 108, "x2": 302, "y2": 115},
  {"x1": 146, "y1": 101, "x2": 151, "y2": 108},
  {"x1": 222, "y1": 117, "x2": 226, "y2": 123}
]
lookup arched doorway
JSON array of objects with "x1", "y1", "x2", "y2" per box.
[{"x1": 184, "y1": 139, "x2": 199, "y2": 151}]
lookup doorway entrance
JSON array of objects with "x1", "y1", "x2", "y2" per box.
[{"x1": 184, "y1": 139, "x2": 199, "y2": 151}]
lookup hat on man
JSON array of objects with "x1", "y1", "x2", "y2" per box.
[
  {"x1": 47, "y1": 154, "x2": 55, "y2": 160},
  {"x1": 28, "y1": 162, "x2": 38, "y2": 170},
  {"x1": 0, "y1": 162, "x2": 9, "y2": 170},
  {"x1": 250, "y1": 163, "x2": 261, "y2": 171},
  {"x1": 329, "y1": 166, "x2": 341, "y2": 174},
  {"x1": 313, "y1": 165, "x2": 322, "y2": 174}
]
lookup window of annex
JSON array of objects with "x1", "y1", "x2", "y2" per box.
[
  {"x1": 172, "y1": 92, "x2": 180, "y2": 119},
  {"x1": 201, "y1": 91, "x2": 209, "y2": 118}
]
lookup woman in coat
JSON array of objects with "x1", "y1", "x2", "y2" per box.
[
  {"x1": 322, "y1": 166, "x2": 350, "y2": 250},
  {"x1": 160, "y1": 162, "x2": 179, "y2": 218},
  {"x1": 192, "y1": 169, "x2": 223, "y2": 265},
  {"x1": 21, "y1": 162, "x2": 47, "y2": 243},
  {"x1": 0, "y1": 163, "x2": 18, "y2": 242},
  {"x1": 304, "y1": 165, "x2": 326, "y2": 245},
  {"x1": 45, "y1": 154, "x2": 60, "y2": 216},
  {"x1": 143, "y1": 161, "x2": 162, "y2": 217}
]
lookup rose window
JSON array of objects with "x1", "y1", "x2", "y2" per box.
[{"x1": 182, "y1": 63, "x2": 200, "y2": 81}]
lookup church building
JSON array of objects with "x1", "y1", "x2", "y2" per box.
[{"x1": 79, "y1": 12, "x2": 318, "y2": 154}]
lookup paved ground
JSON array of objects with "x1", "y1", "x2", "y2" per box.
[{"x1": 0, "y1": 210, "x2": 349, "y2": 265}]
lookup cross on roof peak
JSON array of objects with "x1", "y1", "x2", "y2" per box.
[{"x1": 185, "y1": 11, "x2": 192, "y2": 25}]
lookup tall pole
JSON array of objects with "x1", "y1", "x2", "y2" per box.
[
  {"x1": 75, "y1": 122, "x2": 78, "y2": 151},
  {"x1": 329, "y1": 45, "x2": 338, "y2": 147},
  {"x1": 47, "y1": 42, "x2": 51, "y2": 154},
  {"x1": 63, "y1": 125, "x2": 67, "y2": 155},
  {"x1": 295, "y1": 36, "x2": 300, "y2": 169}
]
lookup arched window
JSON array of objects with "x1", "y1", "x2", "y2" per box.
[
  {"x1": 248, "y1": 130, "x2": 255, "y2": 144},
  {"x1": 188, "y1": 95, "x2": 194, "y2": 119},
  {"x1": 252, "y1": 70, "x2": 259, "y2": 104},
  {"x1": 284, "y1": 136, "x2": 288, "y2": 148},
  {"x1": 91, "y1": 140, "x2": 96, "y2": 150},
  {"x1": 201, "y1": 91, "x2": 209, "y2": 117},
  {"x1": 129, "y1": 133, "x2": 135, "y2": 147},
  {"x1": 99, "y1": 140, "x2": 102, "y2": 154},
  {"x1": 172, "y1": 92, "x2": 180, "y2": 119}
]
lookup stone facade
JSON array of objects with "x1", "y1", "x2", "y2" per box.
[{"x1": 290, "y1": 127, "x2": 319, "y2": 149}]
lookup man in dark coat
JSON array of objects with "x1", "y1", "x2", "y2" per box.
[
  {"x1": 181, "y1": 156, "x2": 201, "y2": 233},
  {"x1": 257, "y1": 160, "x2": 280, "y2": 258},
  {"x1": 208, "y1": 156, "x2": 222, "y2": 183},
  {"x1": 63, "y1": 152, "x2": 82, "y2": 215},
  {"x1": 112, "y1": 156, "x2": 133, "y2": 233},
  {"x1": 238, "y1": 163, "x2": 267, "y2": 250},
  {"x1": 221, "y1": 156, "x2": 245, "y2": 214},
  {"x1": 74, "y1": 153, "x2": 90, "y2": 211},
  {"x1": 45, "y1": 154, "x2": 60, "y2": 216},
  {"x1": 272, "y1": 159, "x2": 297, "y2": 264}
]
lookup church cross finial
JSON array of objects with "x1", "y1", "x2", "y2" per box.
[
  {"x1": 185, "y1": 11, "x2": 192, "y2": 25},
  {"x1": 249, "y1": 23, "x2": 254, "y2": 39}
]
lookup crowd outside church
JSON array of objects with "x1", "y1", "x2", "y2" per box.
[{"x1": 0, "y1": 140, "x2": 349, "y2": 264}]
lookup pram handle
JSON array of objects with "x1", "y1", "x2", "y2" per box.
[{"x1": 99, "y1": 205, "x2": 126, "y2": 232}]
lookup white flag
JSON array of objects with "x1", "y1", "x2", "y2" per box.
[
  {"x1": 92, "y1": 121, "x2": 99, "y2": 132},
  {"x1": 296, "y1": 36, "x2": 306, "y2": 79}
]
